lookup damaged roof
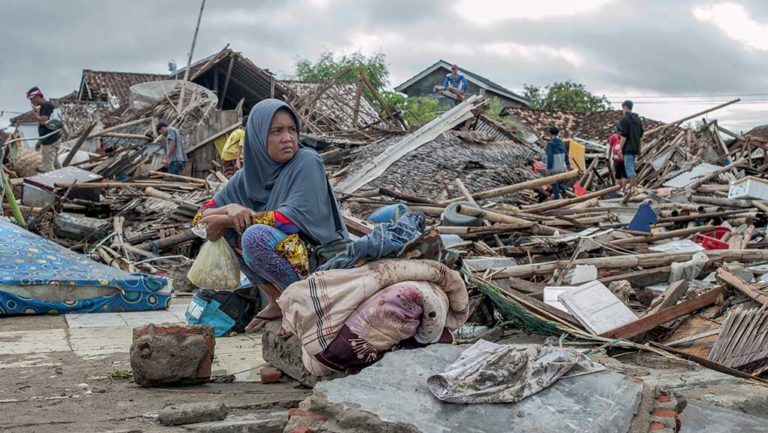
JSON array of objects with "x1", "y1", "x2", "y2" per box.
[
  {"x1": 175, "y1": 46, "x2": 288, "y2": 111},
  {"x1": 79, "y1": 70, "x2": 167, "y2": 112},
  {"x1": 395, "y1": 60, "x2": 530, "y2": 106}
]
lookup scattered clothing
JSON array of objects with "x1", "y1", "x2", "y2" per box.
[
  {"x1": 427, "y1": 340, "x2": 605, "y2": 404},
  {"x1": 618, "y1": 112, "x2": 644, "y2": 155},
  {"x1": 317, "y1": 211, "x2": 426, "y2": 271},
  {"x1": 165, "y1": 126, "x2": 187, "y2": 163},
  {"x1": 37, "y1": 101, "x2": 62, "y2": 145},
  {"x1": 443, "y1": 73, "x2": 468, "y2": 92},
  {"x1": 279, "y1": 259, "x2": 469, "y2": 375}
]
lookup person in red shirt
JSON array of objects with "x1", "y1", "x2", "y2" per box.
[{"x1": 609, "y1": 127, "x2": 627, "y2": 192}]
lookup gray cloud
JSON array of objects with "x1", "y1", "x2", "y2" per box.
[{"x1": 2, "y1": 0, "x2": 767, "y2": 130}]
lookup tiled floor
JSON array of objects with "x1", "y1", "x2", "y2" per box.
[{"x1": 1, "y1": 297, "x2": 266, "y2": 381}]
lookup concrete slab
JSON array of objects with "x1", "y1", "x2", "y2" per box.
[
  {"x1": 312, "y1": 344, "x2": 643, "y2": 433},
  {"x1": 69, "y1": 327, "x2": 133, "y2": 359},
  {"x1": 680, "y1": 400, "x2": 768, "y2": 433},
  {"x1": 0, "y1": 329, "x2": 70, "y2": 354}
]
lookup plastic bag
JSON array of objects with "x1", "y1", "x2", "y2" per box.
[{"x1": 187, "y1": 237, "x2": 241, "y2": 291}]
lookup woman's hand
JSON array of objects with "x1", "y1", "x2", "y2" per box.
[
  {"x1": 199, "y1": 214, "x2": 232, "y2": 241},
  {"x1": 225, "y1": 204, "x2": 257, "y2": 233}
]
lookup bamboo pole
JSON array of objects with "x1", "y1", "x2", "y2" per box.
[
  {"x1": 441, "y1": 169, "x2": 579, "y2": 204},
  {"x1": 609, "y1": 225, "x2": 715, "y2": 246},
  {"x1": 488, "y1": 249, "x2": 768, "y2": 278},
  {"x1": 177, "y1": 0, "x2": 207, "y2": 111},
  {"x1": 523, "y1": 185, "x2": 620, "y2": 213}
]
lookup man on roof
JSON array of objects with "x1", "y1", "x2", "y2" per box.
[
  {"x1": 442, "y1": 64, "x2": 469, "y2": 98},
  {"x1": 26, "y1": 87, "x2": 63, "y2": 172}
]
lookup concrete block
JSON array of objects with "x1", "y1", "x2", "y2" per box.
[
  {"x1": 130, "y1": 324, "x2": 215, "y2": 387},
  {"x1": 261, "y1": 321, "x2": 316, "y2": 387},
  {"x1": 159, "y1": 401, "x2": 229, "y2": 426},
  {"x1": 182, "y1": 411, "x2": 288, "y2": 433}
]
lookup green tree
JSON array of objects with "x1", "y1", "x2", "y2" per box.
[
  {"x1": 523, "y1": 81, "x2": 611, "y2": 113},
  {"x1": 294, "y1": 51, "x2": 390, "y2": 95}
]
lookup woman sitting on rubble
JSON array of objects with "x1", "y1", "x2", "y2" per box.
[{"x1": 193, "y1": 99, "x2": 348, "y2": 331}]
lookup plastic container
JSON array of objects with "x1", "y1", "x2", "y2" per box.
[{"x1": 693, "y1": 226, "x2": 731, "y2": 250}]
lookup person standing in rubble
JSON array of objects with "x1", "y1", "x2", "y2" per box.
[
  {"x1": 194, "y1": 99, "x2": 347, "y2": 332},
  {"x1": 220, "y1": 116, "x2": 246, "y2": 177},
  {"x1": 618, "y1": 100, "x2": 644, "y2": 192},
  {"x1": 157, "y1": 121, "x2": 187, "y2": 175},
  {"x1": 545, "y1": 126, "x2": 570, "y2": 200},
  {"x1": 26, "y1": 87, "x2": 62, "y2": 172},
  {"x1": 443, "y1": 64, "x2": 469, "y2": 99},
  {"x1": 609, "y1": 126, "x2": 628, "y2": 192}
]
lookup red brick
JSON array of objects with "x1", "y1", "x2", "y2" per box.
[
  {"x1": 650, "y1": 422, "x2": 667, "y2": 430},
  {"x1": 260, "y1": 367, "x2": 283, "y2": 384},
  {"x1": 288, "y1": 408, "x2": 328, "y2": 422},
  {"x1": 291, "y1": 427, "x2": 314, "y2": 433},
  {"x1": 653, "y1": 408, "x2": 678, "y2": 418},
  {"x1": 656, "y1": 394, "x2": 671, "y2": 402}
]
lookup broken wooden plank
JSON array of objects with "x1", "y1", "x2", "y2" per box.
[
  {"x1": 444, "y1": 169, "x2": 580, "y2": 204},
  {"x1": 600, "y1": 287, "x2": 726, "y2": 339},
  {"x1": 647, "y1": 280, "x2": 689, "y2": 315},
  {"x1": 716, "y1": 267, "x2": 768, "y2": 307}
]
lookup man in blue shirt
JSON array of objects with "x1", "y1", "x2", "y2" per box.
[
  {"x1": 442, "y1": 64, "x2": 468, "y2": 97},
  {"x1": 157, "y1": 121, "x2": 187, "y2": 175}
]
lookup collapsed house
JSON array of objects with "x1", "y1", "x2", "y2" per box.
[{"x1": 3, "y1": 48, "x2": 768, "y2": 433}]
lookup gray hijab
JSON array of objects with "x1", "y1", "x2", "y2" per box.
[{"x1": 214, "y1": 99, "x2": 347, "y2": 245}]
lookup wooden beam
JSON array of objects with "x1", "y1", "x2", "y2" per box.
[
  {"x1": 599, "y1": 266, "x2": 672, "y2": 287},
  {"x1": 63, "y1": 122, "x2": 97, "y2": 166},
  {"x1": 600, "y1": 287, "x2": 726, "y2": 339},
  {"x1": 716, "y1": 268, "x2": 768, "y2": 307},
  {"x1": 649, "y1": 342, "x2": 768, "y2": 384},
  {"x1": 442, "y1": 169, "x2": 579, "y2": 204},
  {"x1": 647, "y1": 280, "x2": 689, "y2": 315},
  {"x1": 343, "y1": 215, "x2": 373, "y2": 237},
  {"x1": 218, "y1": 54, "x2": 237, "y2": 109},
  {"x1": 491, "y1": 250, "x2": 768, "y2": 278}
]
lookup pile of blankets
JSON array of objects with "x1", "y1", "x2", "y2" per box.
[{"x1": 278, "y1": 259, "x2": 469, "y2": 375}]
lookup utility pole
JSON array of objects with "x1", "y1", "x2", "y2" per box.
[{"x1": 177, "y1": 0, "x2": 206, "y2": 112}]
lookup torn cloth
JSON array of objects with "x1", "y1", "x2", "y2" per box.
[
  {"x1": 427, "y1": 340, "x2": 605, "y2": 404},
  {"x1": 278, "y1": 259, "x2": 469, "y2": 375},
  {"x1": 317, "y1": 212, "x2": 426, "y2": 271}
]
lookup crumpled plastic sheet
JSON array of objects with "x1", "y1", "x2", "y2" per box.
[
  {"x1": 427, "y1": 340, "x2": 605, "y2": 404},
  {"x1": 669, "y1": 251, "x2": 709, "y2": 282}
]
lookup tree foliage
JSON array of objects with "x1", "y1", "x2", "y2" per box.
[
  {"x1": 293, "y1": 51, "x2": 446, "y2": 129},
  {"x1": 294, "y1": 51, "x2": 389, "y2": 94},
  {"x1": 523, "y1": 81, "x2": 611, "y2": 113}
]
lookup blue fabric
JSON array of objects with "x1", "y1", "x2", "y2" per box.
[
  {"x1": 0, "y1": 220, "x2": 171, "y2": 316},
  {"x1": 186, "y1": 296, "x2": 235, "y2": 337},
  {"x1": 214, "y1": 99, "x2": 348, "y2": 245},
  {"x1": 443, "y1": 73, "x2": 468, "y2": 91},
  {"x1": 168, "y1": 161, "x2": 184, "y2": 175},
  {"x1": 628, "y1": 203, "x2": 657, "y2": 233},
  {"x1": 624, "y1": 154, "x2": 637, "y2": 178},
  {"x1": 367, "y1": 204, "x2": 407, "y2": 224},
  {"x1": 317, "y1": 212, "x2": 426, "y2": 271},
  {"x1": 239, "y1": 224, "x2": 299, "y2": 290}
]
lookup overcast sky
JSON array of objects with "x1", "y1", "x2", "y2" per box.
[{"x1": 2, "y1": 0, "x2": 768, "y2": 132}]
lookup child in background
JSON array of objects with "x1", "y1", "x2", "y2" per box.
[
  {"x1": 531, "y1": 153, "x2": 550, "y2": 202},
  {"x1": 609, "y1": 127, "x2": 627, "y2": 193},
  {"x1": 545, "y1": 126, "x2": 570, "y2": 199}
]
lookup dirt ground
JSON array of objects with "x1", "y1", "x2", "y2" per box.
[{"x1": 0, "y1": 311, "x2": 309, "y2": 433}]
